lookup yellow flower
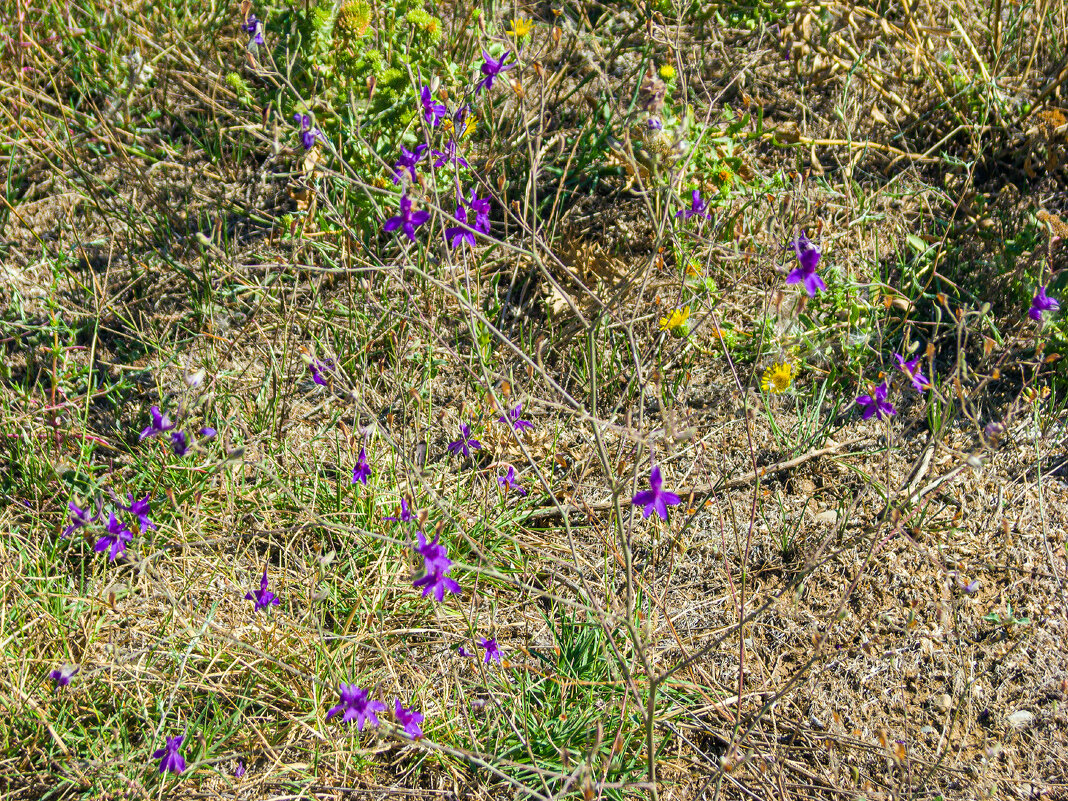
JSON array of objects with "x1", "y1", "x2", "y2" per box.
[
  {"x1": 461, "y1": 113, "x2": 477, "y2": 140},
  {"x1": 506, "y1": 17, "x2": 533, "y2": 38},
  {"x1": 659, "y1": 63, "x2": 676, "y2": 80},
  {"x1": 659, "y1": 305, "x2": 690, "y2": 335},
  {"x1": 760, "y1": 362, "x2": 796, "y2": 394}
]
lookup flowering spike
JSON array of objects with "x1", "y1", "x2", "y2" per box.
[
  {"x1": 352, "y1": 446, "x2": 371, "y2": 485},
  {"x1": 786, "y1": 232, "x2": 825, "y2": 297},
  {"x1": 245, "y1": 567, "x2": 280, "y2": 611}
]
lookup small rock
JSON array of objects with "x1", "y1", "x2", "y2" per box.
[{"x1": 813, "y1": 510, "x2": 838, "y2": 526}]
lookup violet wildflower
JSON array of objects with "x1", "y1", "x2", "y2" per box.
[
  {"x1": 63, "y1": 499, "x2": 100, "y2": 538},
  {"x1": 95, "y1": 513, "x2": 133, "y2": 561},
  {"x1": 1029, "y1": 285, "x2": 1060, "y2": 322},
  {"x1": 49, "y1": 664, "x2": 79, "y2": 688},
  {"x1": 475, "y1": 49, "x2": 514, "y2": 95},
  {"x1": 631, "y1": 466, "x2": 682, "y2": 522},
  {"x1": 119, "y1": 493, "x2": 156, "y2": 533},
  {"x1": 457, "y1": 645, "x2": 472, "y2": 657},
  {"x1": 245, "y1": 567, "x2": 280, "y2": 612},
  {"x1": 498, "y1": 466, "x2": 527, "y2": 497},
  {"x1": 894, "y1": 353, "x2": 930, "y2": 392},
  {"x1": 392, "y1": 144, "x2": 428, "y2": 184},
  {"x1": 352, "y1": 446, "x2": 371, "y2": 485},
  {"x1": 171, "y1": 430, "x2": 189, "y2": 456},
  {"x1": 393, "y1": 699, "x2": 425, "y2": 739},
  {"x1": 235, "y1": 759, "x2": 246, "y2": 778},
  {"x1": 420, "y1": 85, "x2": 448, "y2": 127},
  {"x1": 383, "y1": 194, "x2": 431, "y2": 242},
  {"x1": 326, "y1": 683, "x2": 387, "y2": 730},
  {"x1": 444, "y1": 206, "x2": 476, "y2": 249},
  {"x1": 498, "y1": 403, "x2": 533, "y2": 433},
  {"x1": 856, "y1": 382, "x2": 896, "y2": 421},
  {"x1": 467, "y1": 191, "x2": 492, "y2": 234},
  {"x1": 152, "y1": 734, "x2": 187, "y2": 775},
  {"x1": 786, "y1": 232, "x2": 825, "y2": 298},
  {"x1": 199, "y1": 426, "x2": 217, "y2": 439},
  {"x1": 479, "y1": 637, "x2": 502, "y2": 665},
  {"x1": 140, "y1": 406, "x2": 175, "y2": 441},
  {"x1": 293, "y1": 113, "x2": 323, "y2": 151},
  {"x1": 384, "y1": 497, "x2": 414, "y2": 523},
  {"x1": 647, "y1": 116, "x2": 664, "y2": 131},
  {"x1": 676, "y1": 189, "x2": 711, "y2": 221},
  {"x1": 415, "y1": 530, "x2": 453, "y2": 576},
  {"x1": 432, "y1": 138, "x2": 469, "y2": 169},
  {"x1": 243, "y1": 14, "x2": 265, "y2": 47},
  {"x1": 309, "y1": 357, "x2": 335, "y2": 386},
  {"x1": 414, "y1": 568, "x2": 461, "y2": 602},
  {"x1": 447, "y1": 423, "x2": 482, "y2": 458}
]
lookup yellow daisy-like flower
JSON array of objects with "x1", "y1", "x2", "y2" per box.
[
  {"x1": 659, "y1": 63, "x2": 676, "y2": 80},
  {"x1": 659, "y1": 305, "x2": 690, "y2": 335},
  {"x1": 506, "y1": 17, "x2": 533, "y2": 38},
  {"x1": 760, "y1": 362, "x2": 796, "y2": 394},
  {"x1": 461, "y1": 113, "x2": 477, "y2": 140}
]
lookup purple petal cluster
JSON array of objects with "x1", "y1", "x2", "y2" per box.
[
  {"x1": 420, "y1": 85, "x2": 448, "y2": 127},
  {"x1": 498, "y1": 403, "x2": 533, "y2": 433},
  {"x1": 479, "y1": 637, "x2": 502, "y2": 665},
  {"x1": 676, "y1": 189, "x2": 711, "y2": 221},
  {"x1": 631, "y1": 466, "x2": 681, "y2": 521},
  {"x1": 352, "y1": 446, "x2": 371, "y2": 485},
  {"x1": 447, "y1": 423, "x2": 481, "y2": 458},
  {"x1": 393, "y1": 699, "x2": 425, "y2": 739},
  {"x1": 894, "y1": 353, "x2": 930, "y2": 392},
  {"x1": 326, "y1": 683, "x2": 387, "y2": 730},
  {"x1": 412, "y1": 531, "x2": 461, "y2": 601},
  {"x1": 476, "y1": 49, "x2": 514, "y2": 95},
  {"x1": 856, "y1": 382, "x2": 896, "y2": 420},
  {"x1": 49, "y1": 664, "x2": 79, "y2": 688},
  {"x1": 245, "y1": 568, "x2": 281, "y2": 612},
  {"x1": 243, "y1": 14, "x2": 265, "y2": 47},
  {"x1": 152, "y1": 734, "x2": 187, "y2": 775},
  {"x1": 498, "y1": 466, "x2": 527, "y2": 496},
  {"x1": 392, "y1": 144, "x2": 428, "y2": 184},
  {"x1": 384, "y1": 497, "x2": 414, "y2": 523},
  {"x1": 309, "y1": 358, "x2": 336, "y2": 386},
  {"x1": 140, "y1": 406, "x2": 175, "y2": 441},
  {"x1": 1029, "y1": 285, "x2": 1060, "y2": 322},
  {"x1": 63, "y1": 499, "x2": 100, "y2": 538},
  {"x1": 94, "y1": 513, "x2": 133, "y2": 561},
  {"x1": 119, "y1": 493, "x2": 156, "y2": 533},
  {"x1": 786, "y1": 232, "x2": 825, "y2": 297},
  {"x1": 293, "y1": 113, "x2": 324, "y2": 151},
  {"x1": 432, "y1": 138, "x2": 468, "y2": 169},
  {"x1": 383, "y1": 194, "x2": 431, "y2": 242}
]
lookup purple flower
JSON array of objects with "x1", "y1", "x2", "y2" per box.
[
  {"x1": 235, "y1": 759, "x2": 246, "y2": 778},
  {"x1": 243, "y1": 15, "x2": 265, "y2": 47},
  {"x1": 326, "y1": 683, "x2": 387, "y2": 730},
  {"x1": 63, "y1": 499, "x2": 100, "y2": 538},
  {"x1": 444, "y1": 205, "x2": 476, "y2": 249},
  {"x1": 431, "y1": 138, "x2": 468, "y2": 169},
  {"x1": 498, "y1": 403, "x2": 533, "y2": 433},
  {"x1": 415, "y1": 530, "x2": 452, "y2": 575},
  {"x1": 476, "y1": 49, "x2": 515, "y2": 94},
  {"x1": 1029, "y1": 285, "x2": 1060, "y2": 322},
  {"x1": 309, "y1": 357, "x2": 335, "y2": 386},
  {"x1": 457, "y1": 645, "x2": 471, "y2": 657},
  {"x1": 856, "y1": 382, "x2": 896, "y2": 420},
  {"x1": 152, "y1": 734, "x2": 187, "y2": 775},
  {"x1": 467, "y1": 191, "x2": 492, "y2": 234},
  {"x1": 413, "y1": 569, "x2": 462, "y2": 602},
  {"x1": 352, "y1": 446, "x2": 371, "y2": 485},
  {"x1": 94, "y1": 513, "x2": 133, "y2": 561},
  {"x1": 393, "y1": 699, "x2": 425, "y2": 739},
  {"x1": 675, "y1": 189, "x2": 711, "y2": 221},
  {"x1": 293, "y1": 113, "x2": 324, "y2": 150},
  {"x1": 498, "y1": 466, "x2": 527, "y2": 496},
  {"x1": 647, "y1": 116, "x2": 663, "y2": 131},
  {"x1": 119, "y1": 493, "x2": 156, "y2": 533},
  {"x1": 49, "y1": 664, "x2": 79, "y2": 688},
  {"x1": 786, "y1": 232, "x2": 825, "y2": 297},
  {"x1": 171, "y1": 430, "x2": 189, "y2": 456},
  {"x1": 245, "y1": 567, "x2": 280, "y2": 612},
  {"x1": 140, "y1": 406, "x2": 175, "y2": 441},
  {"x1": 199, "y1": 426, "x2": 217, "y2": 439},
  {"x1": 631, "y1": 466, "x2": 682, "y2": 521},
  {"x1": 383, "y1": 194, "x2": 431, "y2": 242},
  {"x1": 479, "y1": 637, "x2": 502, "y2": 664},
  {"x1": 392, "y1": 144, "x2": 428, "y2": 184},
  {"x1": 384, "y1": 497, "x2": 414, "y2": 523},
  {"x1": 420, "y1": 85, "x2": 448, "y2": 127},
  {"x1": 447, "y1": 424, "x2": 482, "y2": 458},
  {"x1": 894, "y1": 353, "x2": 930, "y2": 392}
]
